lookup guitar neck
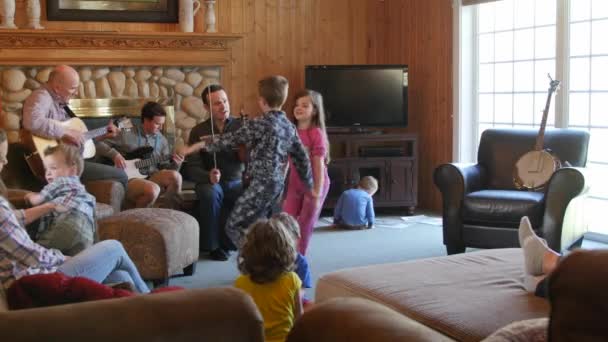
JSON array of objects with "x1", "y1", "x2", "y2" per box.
[
  {"x1": 84, "y1": 126, "x2": 108, "y2": 142},
  {"x1": 535, "y1": 88, "x2": 554, "y2": 151},
  {"x1": 134, "y1": 154, "x2": 172, "y2": 169}
]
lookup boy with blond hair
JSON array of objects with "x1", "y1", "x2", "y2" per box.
[
  {"x1": 24, "y1": 143, "x2": 96, "y2": 255},
  {"x1": 196, "y1": 75, "x2": 312, "y2": 250},
  {"x1": 333, "y1": 175, "x2": 378, "y2": 229}
]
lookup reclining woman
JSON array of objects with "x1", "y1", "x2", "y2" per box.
[{"x1": 0, "y1": 129, "x2": 149, "y2": 293}]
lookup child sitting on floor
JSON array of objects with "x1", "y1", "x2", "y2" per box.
[
  {"x1": 333, "y1": 176, "x2": 378, "y2": 229},
  {"x1": 235, "y1": 218, "x2": 302, "y2": 342},
  {"x1": 24, "y1": 144, "x2": 96, "y2": 255}
]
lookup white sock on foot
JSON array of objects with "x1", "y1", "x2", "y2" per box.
[{"x1": 519, "y1": 216, "x2": 550, "y2": 276}]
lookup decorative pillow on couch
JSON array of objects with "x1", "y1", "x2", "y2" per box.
[
  {"x1": 7, "y1": 272, "x2": 134, "y2": 310},
  {"x1": 482, "y1": 318, "x2": 548, "y2": 342}
]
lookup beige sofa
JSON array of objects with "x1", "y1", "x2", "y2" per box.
[
  {"x1": 0, "y1": 286, "x2": 264, "y2": 341},
  {"x1": 290, "y1": 249, "x2": 608, "y2": 341},
  {"x1": 310, "y1": 248, "x2": 548, "y2": 341}
]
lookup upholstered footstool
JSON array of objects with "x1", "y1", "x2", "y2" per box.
[{"x1": 97, "y1": 208, "x2": 199, "y2": 287}]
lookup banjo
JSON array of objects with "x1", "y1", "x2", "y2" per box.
[{"x1": 513, "y1": 75, "x2": 562, "y2": 191}]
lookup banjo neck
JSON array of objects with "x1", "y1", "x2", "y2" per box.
[{"x1": 534, "y1": 77, "x2": 560, "y2": 151}]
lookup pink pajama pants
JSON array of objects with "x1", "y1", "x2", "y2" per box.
[{"x1": 282, "y1": 175, "x2": 330, "y2": 255}]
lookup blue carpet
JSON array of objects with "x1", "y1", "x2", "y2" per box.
[{"x1": 171, "y1": 215, "x2": 447, "y2": 298}]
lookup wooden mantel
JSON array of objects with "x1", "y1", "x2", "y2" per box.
[{"x1": 0, "y1": 30, "x2": 242, "y2": 66}]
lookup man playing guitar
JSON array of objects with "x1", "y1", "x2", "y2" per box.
[
  {"x1": 22, "y1": 65, "x2": 128, "y2": 187},
  {"x1": 96, "y1": 102, "x2": 184, "y2": 209}
]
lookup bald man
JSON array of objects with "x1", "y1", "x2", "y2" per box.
[{"x1": 22, "y1": 65, "x2": 128, "y2": 188}]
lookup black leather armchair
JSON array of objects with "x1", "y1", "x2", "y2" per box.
[{"x1": 434, "y1": 129, "x2": 589, "y2": 255}]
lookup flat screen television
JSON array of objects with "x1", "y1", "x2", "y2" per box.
[{"x1": 305, "y1": 65, "x2": 408, "y2": 129}]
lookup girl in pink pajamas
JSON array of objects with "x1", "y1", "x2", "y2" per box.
[{"x1": 282, "y1": 89, "x2": 330, "y2": 255}]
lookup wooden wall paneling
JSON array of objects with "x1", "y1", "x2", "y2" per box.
[{"x1": 368, "y1": 0, "x2": 453, "y2": 212}]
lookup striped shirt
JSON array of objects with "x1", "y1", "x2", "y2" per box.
[
  {"x1": 39, "y1": 176, "x2": 96, "y2": 229},
  {"x1": 0, "y1": 196, "x2": 65, "y2": 289}
]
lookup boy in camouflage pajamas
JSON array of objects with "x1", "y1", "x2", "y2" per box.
[{"x1": 202, "y1": 75, "x2": 312, "y2": 249}]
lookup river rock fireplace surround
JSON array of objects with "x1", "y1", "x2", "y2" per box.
[{"x1": 0, "y1": 30, "x2": 241, "y2": 146}]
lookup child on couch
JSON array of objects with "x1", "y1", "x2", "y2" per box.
[{"x1": 24, "y1": 143, "x2": 96, "y2": 256}]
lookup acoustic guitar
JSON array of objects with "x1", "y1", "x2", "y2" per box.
[
  {"x1": 513, "y1": 75, "x2": 562, "y2": 191},
  {"x1": 22, "y1": 116, "x2": 133, "y2": 180}
]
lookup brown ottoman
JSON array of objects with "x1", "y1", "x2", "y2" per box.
[{"x1": 98, "y1": 208, "x2": 199, "y2": 287}]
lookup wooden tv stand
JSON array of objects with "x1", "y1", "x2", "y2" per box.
[{"x1": 324, "y1": 132, "x2": 418, "y2": 214}]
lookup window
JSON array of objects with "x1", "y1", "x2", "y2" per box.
[
  {"x1": 476, "y1": 0, "x2": 557, "y2": 134},
  {"x1": 461, "y1": 0, "x2": 608, "y2": 232}
]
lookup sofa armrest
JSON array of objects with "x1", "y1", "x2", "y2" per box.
[
  {"x1": 84, "y1": 180, "x2": 125, "y2": 214},
  {"x1": 0, "y1": 287, "x2": 264, "y2": 342},
  {"x1": 287, "y1": 297, "x2": 454, "y2": 342},
  {"x1": 6, "y1": 189, "x2": 31, "y2": 209},
  {"x1": 541, "y1": 167, "x2": 586, "y2": 250},
  {"x1": 548, "y1": 250, "x2": 608, "y2": 341}
]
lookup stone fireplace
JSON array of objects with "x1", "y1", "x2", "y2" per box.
[{"x1": 0, "y1": 30, "x2": 241, "y2": 146}]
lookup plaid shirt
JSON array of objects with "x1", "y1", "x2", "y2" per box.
[
  {"x1": 0, "y1": 196, "x2": 65, "y2": 289},
  {"x1": 39, "y1": 176, "x2": 96, "y2": 230}
]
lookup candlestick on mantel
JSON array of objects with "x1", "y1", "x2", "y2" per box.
[
  {"x1": 204, "y1": 0, "x2": 217, "y2": 33},
  {"x1": 0, "y1": 0, "x2": 17, "y2": 29},
  {"x1": 26, "y1": 0, "x2": 45, "y2": 29}
]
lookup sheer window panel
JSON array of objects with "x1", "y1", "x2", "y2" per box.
[
  {"x1": 571, "y1": 0, "x2": 591, "y2": 21},
  {"x1": 514, "y1": 61, "x2": 534, "y2": 91},
  {"x1": 478, "y1": 3, "x2": 496, "y2": 33},
  {"x1": 534, "y1": 59, "x2": 556, "y2": 91},
  {"x1": 514, "y1": 29, "x2": 535, "y2": 60},
  {"x1": 591, "y1": 20, "x2": 608, "y2": 55},
  {"x1": 592, "y1": 0, "x2": 608, "y2": 19},
  {"x1": 494, "y1": 63, "x2": 513, "y2": 92},
  {"x1": 535, "y1": 26, "x2": 556, "y2": 59},
  {"x1": 513, "y1": 93, "x2": 535, "y2": 124},
  {"x1": 569, "y1": 57, "x2": 590, "y2": 91},
  {"x1": 591, "y1": 57, "x2": 608, "y2": 90},
  {"x1": 494, "y1": 0, "x2": 514, "y2": 31},
  {"x1": 586, "y1": 196, "x2": 608, "y2": 234},
  {"x1": 479, "y1": 34, "x2": 495, "y2": 63},
  {"x1": 478, "y1": 64, "x2": 495, "y2": 92},
  {"x1": 568, "y1": 92, "x2": 590, "y2": 126},
  {"x1": 478, "y1": 94, "x2": 494, "y2": 122},
  {"x1": 514, "y1": 0, "x2": 534, "y2": 28},
  {"x1": 535, "y1": 0, "x2": 556, "y2": 26},
  {"x1": 479, "y1": 124, "x2": 494, "y2": 135},
  {"x1": 588, "y1": 128, "x2": 608, "y2": 163},
  {"x1": 513, "y1": 124, "x2": 534, "y2": 130},
  {"x1": 590, "y1": 93, "x2": 608, "y2": 126},
  {"x1": 495, "y1": 31, "x2": 514, "y2": 62},
  {"x1": 495, "y1": 94, "x2": 513, "y2": 123},
  {"x1": 569, "y1": 22, "x2": 590, "y2": 56}
]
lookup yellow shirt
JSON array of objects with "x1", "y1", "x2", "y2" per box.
[{"x1": 235, "y1": 272, "x2": 301, "y2": 342}]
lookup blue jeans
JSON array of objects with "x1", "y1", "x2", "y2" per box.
[
  {"x1": 58, "y1": 240, "x2": 149, "y2": 293},
  {"x1": 195, "y1": 180, "x2": 243, "y2": 251}
]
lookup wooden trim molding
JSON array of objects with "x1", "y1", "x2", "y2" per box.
[{"x1": 0, "y1": 30, "x2": 241, "y2": 50}]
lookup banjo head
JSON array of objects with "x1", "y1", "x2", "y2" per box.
[{"x1": 514, "y1": 150, "x2": 560, "y2": 190}]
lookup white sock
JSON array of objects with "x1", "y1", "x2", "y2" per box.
[{"x1": 518, "y1": 216, "x2": 549, "y2": 276}]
